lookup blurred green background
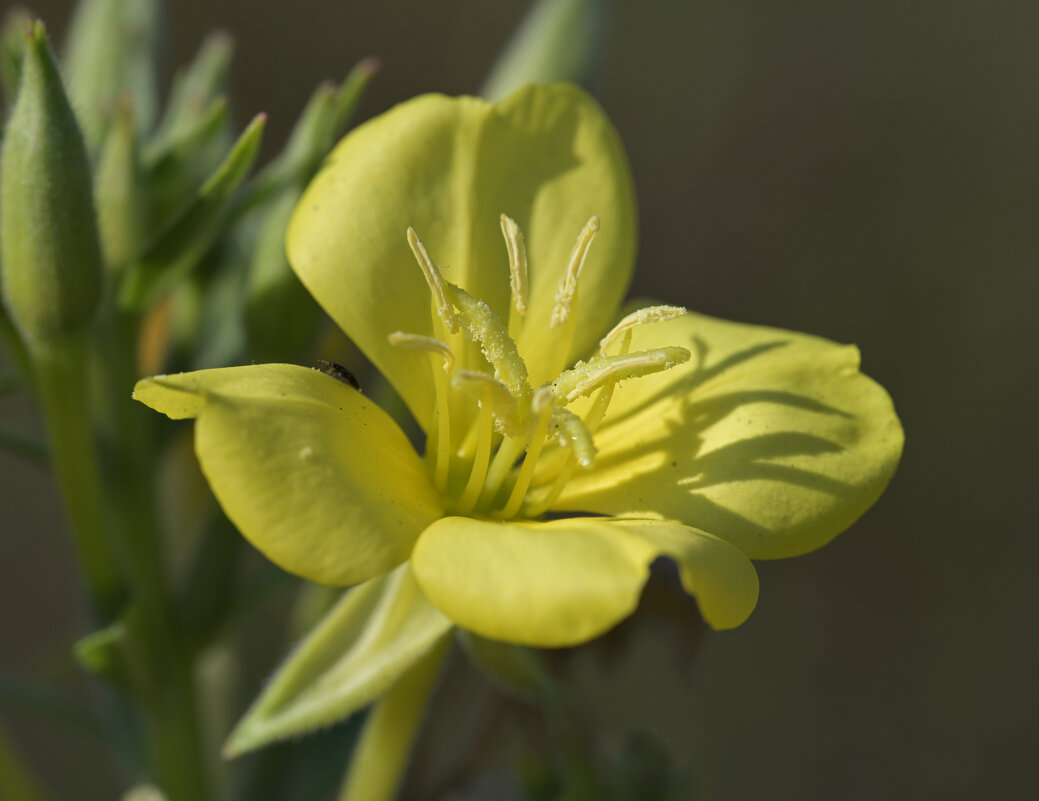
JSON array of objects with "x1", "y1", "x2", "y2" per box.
[{"x1": 1, "y1": 0, "x2": 1035, "y2": 798}]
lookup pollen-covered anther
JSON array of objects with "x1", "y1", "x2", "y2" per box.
[
  {"x1": 599, "y1": 305, "x2": 687, "y2": 354},
  {"x1": 452, "y1": 369, "x2": 522, "y2": 436},
  {"x1": 407, "y1": 227, "x2": 458, "y2": 334},
  {"x1": 549, "y1": 406, "x2": 597, "y2": 468},
  {"x1": 500, "y1": 213, "x2": 528, "y2": 316},
  {"x1": 554, "y1": 346, "x2": 691, "y2": 404},
  {"x1": 387, "y1": 331, "x2": 455, "y2": 372},
  {"x1": 550, "y1": 216, "x2": 600, "y2": 327}
]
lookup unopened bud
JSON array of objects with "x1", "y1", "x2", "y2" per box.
[{"x1": 0, "y1": 21, "x2": 103, "y2": 345}]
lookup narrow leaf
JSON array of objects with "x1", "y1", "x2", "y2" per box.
[
  {"x1": 240, "y1": 56, "x2": 378, "y2": 214},
  {"x1": 224, "y1": 564, "x2": 452, "y2": 757},
  {"x1": 149, "y1": 31, "x2": 234, "y2": 152},
  {"x1": 145, "y1": 95, "x2": 232, "y2": 229},
  {"x1": 118, "y1": 113, "x2": 266, "y2": 311},
  {"x1": 482, "y1": 0, "x2": 608, "y2": 101}
]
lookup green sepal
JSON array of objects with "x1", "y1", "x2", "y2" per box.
[
  {"x1": 481, "y1": 0, "x2": 607, "y2": 101},
  {"x1": 0, "y1": 21, "x2": 103, "y2": 346},
  {"x1": 458, "y1": 632, "x2": 561, "y2": 703},
  {"x1": 224, "y1": 564, "x2": 452, "y2": 757},
  {"x1": 118, "y1": 113, "x2": 266, "y2": 311},
  {"x1": 0, "y1": 7, "x2": 30, "y2": 111},
  {"x1": 94, "y1": 96, "x2": 147, "y2": 274},
  {"x1": 62, "y1": 0, "x2": 160, "y2": 151}
]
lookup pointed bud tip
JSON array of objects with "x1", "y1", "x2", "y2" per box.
[
  {"x1": 26, "y1": 18, "x2": 45, "y2": 43},
  {"x1": 358, "y1": 56, "x2": 382, "y2": 76}
]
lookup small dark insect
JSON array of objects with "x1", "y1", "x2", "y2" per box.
[{"x1": 315, "y1": 360, "x2": 360, "y2": 391}]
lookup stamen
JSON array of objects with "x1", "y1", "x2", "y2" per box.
[
  {"x1": 451, "y1": 370, "x2": 521, "y2": 437},
  {"x1": 550, "y1": 216, "x2": 599, "y2": 328},
  {"x1": 523, "y1": 385, "x2": 607, "y2": 518},
  {"x1": 552, "y1": 346, "x2": 691, "y2": 404},
  {"x1": 388, "y1": 330, "x2": 454, "y2": 492},
  {"x1": 599, "y1": 305, "x2": 687, "y2": 354},
  {"x1": 387, "y1": 331, "x2": 455, "y2": 371},
  {"x1": 480, "y1": 433, "x2": 527, "y2": 509},
  {"x1": 496, "y1": 388, "x2": 555, "y2": 519},
  {"x1": 454, "y1": 378, "x2": 495, "y2": 514},
  {"x1": 407, "y1": 227, "x2": 458, "y2": 334},
  {"x1": 445, "y1": 283, "x2": 532, "y2": 410},
  {"x1": 548, "y1": 407, "x2": 596, "y2": 468},
  {"x1": 500, "y1": 214, "x2": 528, "y2": 339}
]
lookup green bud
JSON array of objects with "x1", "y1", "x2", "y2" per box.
[
  {"x1": 95, "y1": 96, "x2": 147, "y2": 273},
  {"x1": 63, "y1": 0, "x2": 160, "y2": 150},
  {"x1": 481, "y1": 0, "x2": 607, "y2": 101},
  {"x1": 0, "y1": 21, "x2": 103, "y2": 345},
  {"x1": 0, "y1": 7, "x2": 30, "y2": 110}
]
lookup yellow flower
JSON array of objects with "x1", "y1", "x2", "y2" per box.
[{"x1": 134, "y1": 84, "x2": 902, "y2": 650}]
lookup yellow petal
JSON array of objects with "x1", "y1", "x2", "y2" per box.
[
  {"x1": 611, "y1": 519, "x2": 758, "y2": 630},
  {"x1": 287, "y1": 84, "x2": 636, "y2": 432},
  {"x1": 554, "y1": 311, "x2": 904, "y2": 559},
  {"x1": 134, "y1": 364, "x2": 443, "y2": 585},
  {"x1": 411, "y1": 514, "x2": 759, "y2": 646}
]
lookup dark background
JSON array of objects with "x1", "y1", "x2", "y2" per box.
[{"x1": 2, "y1": 1, "x2": 1036, "y2": 799}]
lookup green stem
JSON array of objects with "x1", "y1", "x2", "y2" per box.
[
  {"x1": 338, "y1": 639, "x2": 450, "y2": 801},
  {"x1": 92, "y1": 307, "x2": 212, "y2": 801},
  {"x1": 0, "y1": 721, "x2": 53, "y2": 801},
  {"x1": 32, "y1": 336, "x2": 123, "y2": 618}
]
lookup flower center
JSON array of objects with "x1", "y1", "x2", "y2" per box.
[{"x1": 390, "y1": 215, "x2": 690, "y2": 520}]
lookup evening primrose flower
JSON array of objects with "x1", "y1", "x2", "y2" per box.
[{"x1": 134, "y1": 84, "x2": 902, "y2": 649}]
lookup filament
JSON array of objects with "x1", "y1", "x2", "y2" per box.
[
  {"x1": 496, "y1": 389, "x2": 554, "y2": 519},
  {"x1": 455, "y1": 382, "x2": 495, "y2": 514}
]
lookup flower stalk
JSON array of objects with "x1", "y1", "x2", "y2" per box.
[{"x1": 338, "y1": 638, "x2": 450, "y2": 801}]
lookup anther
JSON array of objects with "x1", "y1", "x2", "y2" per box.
[
  {"x1": 389, "y1": 327, "x2": 454, "y2": 492},
  {"x1": 444, "y1": 283, "x2": 532, "y2": 408},
  {"x1": 387, "y1": 331, "x2": 455, "y2": 371},
  {"x1": 553, "y1": 346, "x2": 691, "y2": 404},
  {"x1": 599, "y1": 305, "x2": 687, "y2": 354},
  {"x1": 500, "y1": 214, "x2": 528, "y2": 316},
  {"x1": 550, "y1": 216, "x2": 599, "y2": 328},
  {"x1": 407, "y1": 227, "x2": 458, "y2": 334},
  {"x1": 549, "y1": 407, "x2": 596, "y2": 468},
  {"x1": 452, "y1": 370, "x2": 522, "y2": 436}
]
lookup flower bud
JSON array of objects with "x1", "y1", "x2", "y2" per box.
[
  {"x1": 63, "y1": 0, "x2": 160, "y2": 151},
  {"x1": 0, "y1": 6, "x2": 30, "y2": 109},
  {"x1": 95, "y1": 96, "x2": 147, "y2": 273},
  {"x1": 0, "y1": 21, "x2": 104, "y2": 346}
]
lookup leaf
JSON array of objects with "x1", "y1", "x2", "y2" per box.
[
  {"x1": 482, "y1": 0, "x2": 608, "y2": 101},
  {"x1": 118, "y1": 113, "x2": 266, "y2": 311},
  {"x1": 224, "y1": 564, "x2": 452, "y2": 757}
]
